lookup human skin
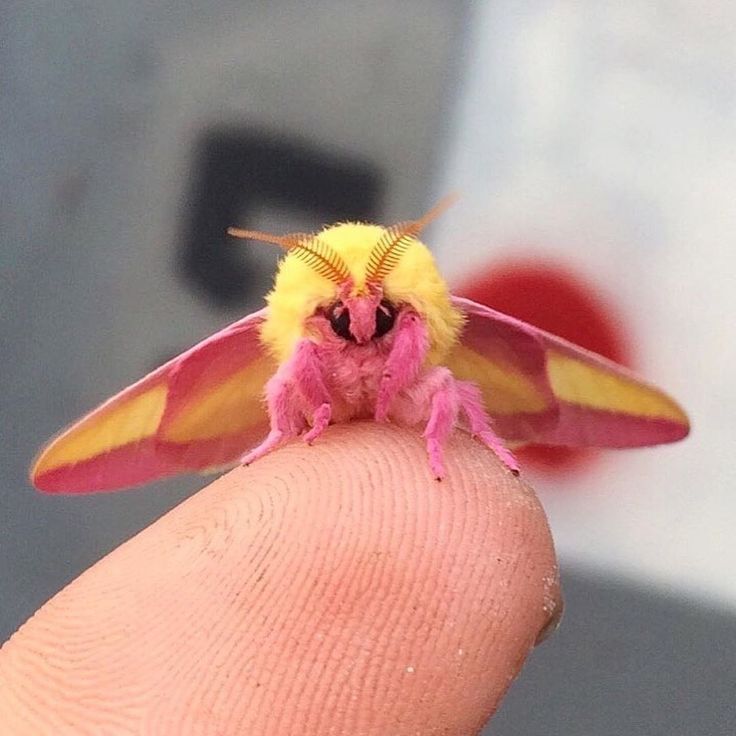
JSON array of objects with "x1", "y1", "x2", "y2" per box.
[{"x1": 0, "y1": 423, "x2": 561, "y2": 735}]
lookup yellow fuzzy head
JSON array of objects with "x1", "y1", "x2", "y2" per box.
[{"x1": 230, "y1": 201, "x2": 463, "y2": 365}]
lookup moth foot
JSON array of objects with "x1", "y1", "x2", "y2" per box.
[
  {"x1": 240, "y1": 430, "x2": 285, "y2": 465},
  {"x1": 374, "y1": 393, "x2": 392, "y2": 423},
  {"x1": 426, "y1": 438, "x2": 446, "y2": 480},
  {"x1": 477, "y1": 431, "x2": 520, "y2": 475},
  {"x1": 374, "y1": 406, "x2": 390, "y2": 423},
  {"x1": 303, "y1": 403, "x2": 331, "y2": 445}
]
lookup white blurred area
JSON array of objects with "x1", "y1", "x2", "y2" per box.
[{"x1": 434, "y1": 2, "x2": 736, "y2": 607}]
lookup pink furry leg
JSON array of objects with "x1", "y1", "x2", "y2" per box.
[
  {"x1": 240, "y1": 371, "x2": 305, "y2": 465},
  {"x1": 457, "y1": 381, "x2": 520, "y2": 475},
  {"x1": 289, "y1": 340, "x2": 332, "y2": 444},
  {"x1": 242, "y1": 339, "x2": 332, "y2": 464},
  {"x1": 375, "y1": 310, "x2": 428, "y2": 421},
  {"x1": 422, "y1": 368, "x2": 459, "y2": 480},
  {"x1": 303, "y1": 402, "x2": 330, "y2": 444}
]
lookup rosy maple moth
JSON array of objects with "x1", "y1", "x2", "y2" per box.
[{"x1": 30, "y1": 198, "x2": 689, "y2": 492}]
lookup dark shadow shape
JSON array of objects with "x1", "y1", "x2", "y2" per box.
[{"x1": 179, "y1": 129, "x2": 383, "y2": 307}]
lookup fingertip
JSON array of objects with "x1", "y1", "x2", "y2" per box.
[{"x1": 1, "y1": 423, "x2": 559, "y2": 735}]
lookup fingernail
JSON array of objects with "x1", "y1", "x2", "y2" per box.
[{"x1": 535, "y1": 596, "x2": 564, "y2": 645}]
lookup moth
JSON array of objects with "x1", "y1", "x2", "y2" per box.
[{"x1": 31, "y1": 198, "x2": 689, "y2": 492}]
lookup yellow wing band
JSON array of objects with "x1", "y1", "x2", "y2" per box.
[
  {"x1": 547, "y1": 351, "x2": 688, "y2": 422},
  {"x1": 446, "y1": 345, "x2": 550, "y2": 414},
  {"x1": 33, "y1": 384, "x2": 168, "y2": 475},
  {"x1": 162, "y1": 358, "x2": 273, "y2": 443}
]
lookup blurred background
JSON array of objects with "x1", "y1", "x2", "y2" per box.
[{"x1": 2, "y1": 1, "x2": 735, "y2": 733}]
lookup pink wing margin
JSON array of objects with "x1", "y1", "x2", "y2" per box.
[
  {"x1": 31, "y1": 309, "x2": 274, "y2": 493},
  {"x1": 447, "y1": 296, "x2": 690, "y2": 448}
]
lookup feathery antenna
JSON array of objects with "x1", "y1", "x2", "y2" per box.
[
  {"x1": 227, "y1": 227, "x2": 350, "y2": 285},
  {"x1": 364, "y1": 194, "x2": 457, "y2": 285}
]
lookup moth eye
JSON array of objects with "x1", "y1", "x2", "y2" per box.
[
  {"x1": 328, "y1": 302, "x2": 354, "y2": 341},
  {"x1": 374, "y1": 300, "x2": 397, "y2": 338}
]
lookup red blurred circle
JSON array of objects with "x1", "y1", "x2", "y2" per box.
[{"x1": 456, "y1": 258, "x2": 632, "y2": 475}]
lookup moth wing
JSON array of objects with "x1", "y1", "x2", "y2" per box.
[
  {"x1": 31, "y1": 309, "x2": 275, "y2": 493},
  {"x1": 447, "y1": 297, "x2": 689, "y2": 447}
]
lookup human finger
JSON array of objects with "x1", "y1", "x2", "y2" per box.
[{"x1": 0, "y1": 423, "x2": 560, "y2": 735}]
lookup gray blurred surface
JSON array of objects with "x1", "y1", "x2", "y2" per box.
[{"x1": 489, "y1": 569, "x2": 736, "y2": 735}]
